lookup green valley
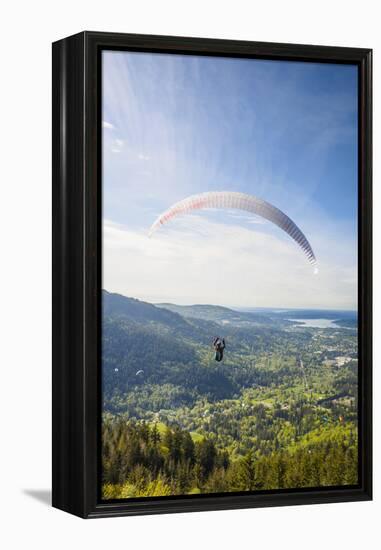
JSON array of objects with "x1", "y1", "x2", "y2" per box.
[{"x1": 102, "y1": 290, "x2": 358, "y2": 498}]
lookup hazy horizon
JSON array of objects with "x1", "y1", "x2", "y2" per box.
[{"x1": 103, "y1": 288, "x2": 357, "y2": 313}]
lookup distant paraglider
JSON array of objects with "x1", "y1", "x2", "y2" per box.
[
  {"x1": 149, "y1": 191, "x2": 317, "y2": 270},
  {"x1": 135, "y1": 369, "x2": 144, "y2": 376}
]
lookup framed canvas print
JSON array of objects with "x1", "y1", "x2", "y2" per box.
[{"x1": 52, "y1": 32, "x2": 372, "y2": 518}]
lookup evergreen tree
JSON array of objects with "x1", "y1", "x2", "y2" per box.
[
  {"x1": 182, "y1": 432, "x2": 195, "y2": 465},
  {"x1": 151, "y1": 423, "x2": 161, "y2": 446}
]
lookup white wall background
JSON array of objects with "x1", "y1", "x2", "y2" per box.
[{"x1": 0, "y1": 0, "x2": 378, "y2": 547}]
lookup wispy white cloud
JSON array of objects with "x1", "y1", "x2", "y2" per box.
[
  {"x1": 102, "y1": 120, "x2": 115, "y2": 129},
  {"x1": 226, "y1": 211, "x2": 266, "y2": 225},
  {"x1": 110, "y1": 138, "x2": 124, "y2": 153},
  {"x1": 103, "y1": 217, "x2": 357, "y2": 309}
]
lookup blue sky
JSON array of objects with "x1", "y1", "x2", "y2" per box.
[{"x1": 102, "y1": 50, "x2": 358, "y2": 309}]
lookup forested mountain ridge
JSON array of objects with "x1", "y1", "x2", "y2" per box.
[
  {"x1": 104, "y1": 290, "x2": 192, "y2": 328},
  {"x1": 103, "y1": 290, "x2": 239, "y2": 404},
  {"x1": 156, "y1": 302, "x2": 276, "y2": 326}
]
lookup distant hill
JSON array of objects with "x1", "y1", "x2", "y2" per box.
[
  {"x1": 103, "y1": 290, "x2": 189, "y2": 328},
  {"x1": 155, "y1": 302, "x2": 277, "y2": 326},
  {"x1": 103, "y1": 290, "x2": 224, "y2": 342}
]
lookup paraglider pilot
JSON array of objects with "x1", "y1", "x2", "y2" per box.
[{"x1": 213, "y1": 337, "x2": 226, "y2": 362}]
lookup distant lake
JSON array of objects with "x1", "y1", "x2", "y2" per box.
[{"x1": 287, "y1": 318, "x2": 342, "y2": 329}]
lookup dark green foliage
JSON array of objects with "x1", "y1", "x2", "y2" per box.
[
  {"x1": 102, "y1": 419, "x2": 358, "y2": 498},
  {"x1": 102, "y1": 419, "x2": 225, "y2": 496}
]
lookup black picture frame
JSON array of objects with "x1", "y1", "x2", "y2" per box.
[{"x1": 52, "y1": 31, "x2": 372, "y2": 519}]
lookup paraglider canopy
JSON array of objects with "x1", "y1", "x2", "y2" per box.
[
  {"x1": 149, "y1": 191, "x2": 317, "y2": 269},
  {"x1": 135, "y1": 369, "x2": 144, "y2": 376}
]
